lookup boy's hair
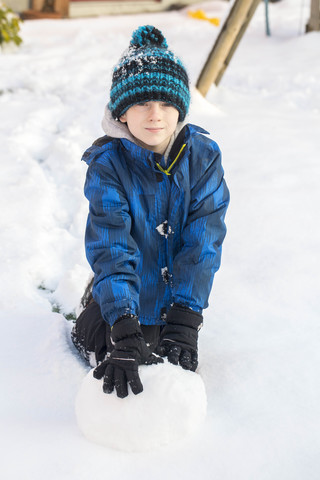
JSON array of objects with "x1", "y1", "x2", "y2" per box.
[{"x1": 108, "y1": 25, "x2": 190, "y2": 122}]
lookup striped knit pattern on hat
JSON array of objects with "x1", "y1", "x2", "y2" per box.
[{"x1": 108, "y1": 25, "x2": 190, "y2": 122}]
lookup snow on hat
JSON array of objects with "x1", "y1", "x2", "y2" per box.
[{"x1": 108, "y1": 25, "x2": 190, "y2": 122}]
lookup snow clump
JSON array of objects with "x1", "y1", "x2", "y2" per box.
[{"x1": 75, "y1": 360, "x2": 207, "y2": 452}]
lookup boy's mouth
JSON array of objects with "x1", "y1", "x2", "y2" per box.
[{"x1": 145, "y1": 128, "x2": 163, "y2": 133}]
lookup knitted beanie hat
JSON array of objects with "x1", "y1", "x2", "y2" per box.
[{"x1": 108, "y1": 25, "x2": 190, "y2": 122}]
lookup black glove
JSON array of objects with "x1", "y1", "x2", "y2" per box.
[
  {"x1": 156, "y1": 304, "x2": 203, "y2": 372},
  {"x1": 93, "y1": 315, "x2": 163, "y2": 398}
]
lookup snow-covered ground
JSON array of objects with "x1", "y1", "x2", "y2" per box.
[{"x1": 1, "y1": 1, "x2": 320, "y2": 478}]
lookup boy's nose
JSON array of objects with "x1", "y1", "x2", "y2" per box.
[{"x1": 148, "y1": 103, "x2": 162, "y2": 120}]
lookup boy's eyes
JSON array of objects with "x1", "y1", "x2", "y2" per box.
[{"x1": 136, "y1": 102, "x2": 172, "y2": 108}]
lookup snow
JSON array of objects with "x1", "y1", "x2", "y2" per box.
[
  {"x1": 156, "y1": 220, "x2": 174, "y2": 240},
  {"x1": 76, "y1": 362, "x2": 207, "y2": 452},
  {"x1": 0, "y1": 0, "x2": 320, "y2": 478}
]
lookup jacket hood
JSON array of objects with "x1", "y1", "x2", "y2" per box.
[{"x1": 101, "y1": 106, "x2": 137, "y2": 143}]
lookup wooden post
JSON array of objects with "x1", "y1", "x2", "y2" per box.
[
  {"x1": 196, "y1": 0, "x2": 261, "y2": 96},
  {"x1": 306, "y1": 0, "x2": 320, "y2": 32}
]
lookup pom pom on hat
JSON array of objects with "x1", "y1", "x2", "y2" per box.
[
  {"x1": 130, "y1": 25, "x2": 168, "y2": 49},
  {"x1": 109, "y1": 25, "x2": 190, "y2": 122}
]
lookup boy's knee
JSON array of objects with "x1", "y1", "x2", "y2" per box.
[
  {"x1": 71, "y1": 301, "x2": 112, "y2": 366},
  {"x1": 140, "y1": 325, "x2": 161, "y2": 352}
]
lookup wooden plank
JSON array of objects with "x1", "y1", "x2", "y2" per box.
[
  {"x1": 196, "y1": 0, "x2": 261, "y2": 96},
  {"x1": 22, "y1": 0, "x2": 69, "y2": 17}
]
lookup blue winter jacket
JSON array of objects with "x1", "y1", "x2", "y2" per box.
[{"x1": 82, "y1": 123, "x2": 229, "y2": 326}]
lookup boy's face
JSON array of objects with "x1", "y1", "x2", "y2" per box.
[{"x1": 120, "y1": 101, "x2": 179, "y2": 155}]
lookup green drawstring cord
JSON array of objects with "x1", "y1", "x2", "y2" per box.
[{"x1": 156, "y1": 144, "x2": 186, "y2": 176}]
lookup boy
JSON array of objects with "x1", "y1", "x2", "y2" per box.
[{"x1": 72, "y1": 25, "x2": 229, "y2": 398}]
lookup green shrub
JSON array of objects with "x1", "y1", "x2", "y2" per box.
[{"x1": 0, "y1": 2, "x2": 22, "y2": 46}]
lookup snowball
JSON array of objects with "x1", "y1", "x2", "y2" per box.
[{"x1": 75, "y1": 361, "x2": 207, "y2": 452}]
